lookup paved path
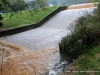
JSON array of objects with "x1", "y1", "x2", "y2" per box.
[{"x1": 0, "y1": 8, "x2": 94, "y2": 51}]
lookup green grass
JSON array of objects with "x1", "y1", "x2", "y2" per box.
[
  {"x1": 1, "y1": 6, "x2": 59, "y2": 29},
  {"x1": 72, "y1": 46, "x2": 100, "y2": 75}
]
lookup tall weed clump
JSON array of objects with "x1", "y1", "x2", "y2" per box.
[{"x1": 59, "y1": 3, "x2": 100, "y2": 60}]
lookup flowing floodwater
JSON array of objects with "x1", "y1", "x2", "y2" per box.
[
  {"x1": 0, "y1": 40, "x2": 60, "y2": 75},
  {"x1": 0, "y1": 7, "x2": 94, "y2": 51},
  {"x1": 0, "y1": 7, "x2": 95, "y2": 75}
]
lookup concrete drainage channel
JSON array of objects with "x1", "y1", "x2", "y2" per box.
[
  {"x1": 45, "y1": 3, "x2": 95, "y2": 75},
  {"x1": 0, "y1": 6, "x2": 67, "y2": 37},
  {"x1": 0, "y1": 3, "x2": 95, "y2": 75}
]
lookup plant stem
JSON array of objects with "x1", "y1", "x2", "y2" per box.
[
  {"x1": 1, "y1": 49, "x2": 4, "y2": 75},
  {"x1": 33, "y1": 65, "x2": 36, "y2": 75}
]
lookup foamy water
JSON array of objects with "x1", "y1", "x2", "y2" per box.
[
  {"x1": 0, "y1": 7, "x2": 95, "y2": 51},
  {"x1": 0, "y1": 7, "x2": 95, "y2": 75},
  {"x1": 0, "y1": 40, "x2": 60, "y2": 75}
]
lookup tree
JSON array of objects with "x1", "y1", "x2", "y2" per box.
[
  {"x1": 8, "y1": 0, "x2": 28, "y2": 12},
  {"x1": 36, "y1": 0, "x2": 47, "y2": 9},
  {"x1": 0, "y1": 1, "x2": 4, "y2": 27},
  {"x1": 0, "y1": 4, "x2": 3, "y2": 27},
  {"x1": 0, "y1": 0, "x2": 16, "y2": 12},
  {"x1": 0, "y1": 0, "x2": 48, "y2": 12},
  {"x1": 0, "y1": 0, "x2": 27, "y2": 27},
  {"x1": 29, "y1": 1, "x2": 39, "y2": 13},
  {"x1": 0, "y1": 0, "x2": 28, "y2": 12},
  {"x1": 0, "y1": 14, "x2": 3, "y2": 27}
]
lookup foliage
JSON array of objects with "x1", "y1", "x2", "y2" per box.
[
  {"x1": 0, "y1": 0, "x2": 48, "y2": 12},
  {"x1": 59, "y1": 3, "x2": 100, "y2": 60},
  {"x1": 0, "y1": 4, "x2": 3, "y2": 11},
  {"x1": 8, "y1": 0, "x2": 28, "y2": 12},
  {"x1": 0, "y1": 14, "x2": 3, "y2": 27},
  {"x1": 88, "y1": 0, "x2": 100, "y2": 2},
  {"x1": 0, "y1": 0, "x2": 48, "y2": 29},
  {"x1": 36, "y1": 0, "x2": 48, "y2": 9},
  {"x1": 0, "y1": 0, "x2": 17, "y2": 12}
]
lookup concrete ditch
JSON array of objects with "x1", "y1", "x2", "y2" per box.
[{"x1": 0, "y1": 3, "x2": 95, "y2": 75}]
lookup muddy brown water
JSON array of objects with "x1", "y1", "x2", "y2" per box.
[
  {"x1": 0, "y1": 7, "x2": 95, "y2": 75},
  {"x1": 0, "y1": 8, "x2": 95, "y2": 51},
  {"x1": 0, "y1": 40, "x2": 60, "y2": 75}
]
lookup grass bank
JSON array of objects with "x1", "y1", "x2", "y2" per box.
[
  {"x1": 59, "y1": 5, "x2": 100, "y2": 60},
  {"x1": 60, "y1": 46, "x2": 100, "y2": 75},
  {"x1": 1, "y1": 6, "x2": 58, "y2": 29},
  {"x1": 73, "y1": 46, "x2": 100, "y2": 75},
  {"x1": 59, "y1": 3, "x2": 100, "y2": 75}
]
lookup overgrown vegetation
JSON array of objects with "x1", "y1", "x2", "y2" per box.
[{"x1": 59, "y1": 3, "x2": 100, "y2": 60}]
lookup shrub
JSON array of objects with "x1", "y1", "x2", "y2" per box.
[{"x1": 59, "y1": 3, "x2": 100, "y2": 61}]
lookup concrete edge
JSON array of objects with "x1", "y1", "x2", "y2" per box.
[
  {"x1": 0, "y1": 3, "x2": 96, "y2": 37},
  {"x1": 0, "y1": 6, "x2": 68, "y2": 37}
]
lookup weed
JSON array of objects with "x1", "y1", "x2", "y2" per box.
[{"x1": 1, "y1": 49, "x2": 4, "y2": 75}]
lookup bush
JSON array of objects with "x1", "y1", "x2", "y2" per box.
[{"x1": 59, "y1": 4, "x2": 100, "y2": 60}]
